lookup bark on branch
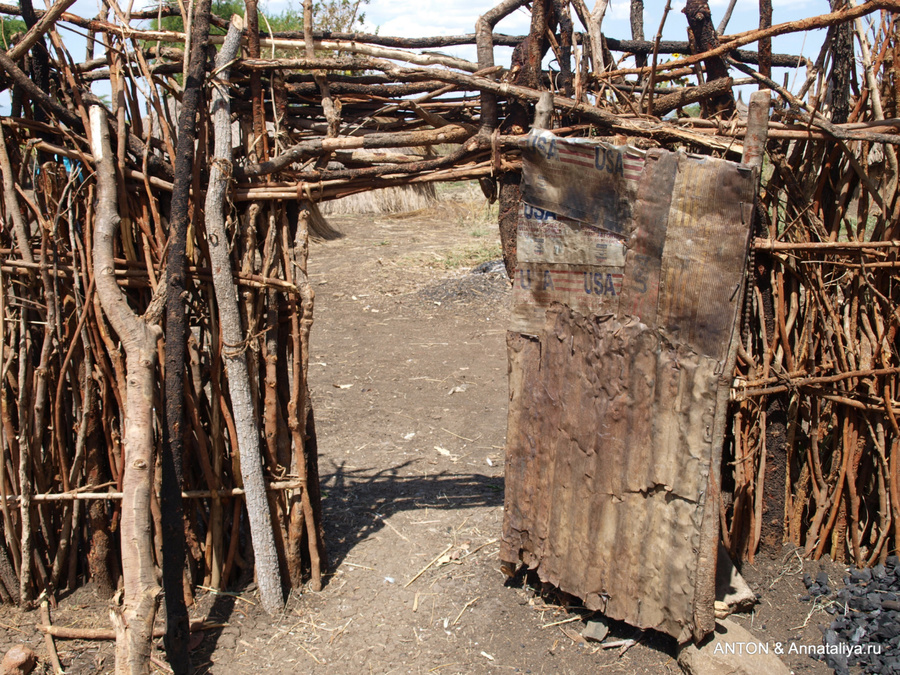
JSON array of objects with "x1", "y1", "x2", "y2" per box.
[
  {"x1": 89, "y1": 103, "x2": 162, "y2": 675},
  {"x1": 161, "y1": 0, "x2": 213, "y2": 670},
  {"x1": 204, "y1": 19, "x2": 285, "y2": 616}
]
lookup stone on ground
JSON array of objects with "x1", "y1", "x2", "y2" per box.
[
  {"x1": 1, "y1": 645, "x2": 36, "y2": 675},
  {"x1": 677, "y1": 619, "x2": 790, "y2": 675},
  {"x1": 582, "y1": 618, "x2": 609, "y2": 643},
  {"x1": 715, "y1": 544, "x2": 757, "y2": 616}
]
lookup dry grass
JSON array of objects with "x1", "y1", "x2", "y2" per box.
[
  {"x1": 403, "y1": 181, "x2": 502, "y2": 270},
  {"x1": 320, "y1": 183, "x2": 438, "y2": 216},
  {"x1": 320, "y1": 151, "x2": 439, "y2": 216}
]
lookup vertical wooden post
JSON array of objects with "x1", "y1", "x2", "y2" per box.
[
  {"x1": 692, "y1": 90, "x2": 770, "y2": 641},
  {"x1": 90, "y1": 104, "x2": 162, "y2": 675},
  {"x1": 758, "y1": 0, "x2": 773, "y2": 84},
  {"x1": 684, "y1": 0, "x2": 735, "y2": 116},
  {"x1": 742, "y1": 91, "x2": 772, "y2": 170},
  {"x1": 205, "y1": 18, "x2": 285, "y2": 617},
  {"x1": 630, "y1": 0, "x2": 646, "y2": 68},
  {"x1": 162, "y1": 0, "x2": 212, "y2": 669}
]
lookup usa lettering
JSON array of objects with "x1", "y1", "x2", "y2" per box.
[
  {"x1": 542, "y1": 270, "x2": 554, "y2": 290},
  {"x1": 594, "y1": 147, "x2": 625, "y2": 176},
  {"x1": 528, "y1": 133, "x2": 558, "y2": 160},
  {"x1": 516, "y1": 269, "x2": 533, "y2": 289},
  {"x1": 584, "y1": 272, "x2": 618, "y2": 296}
]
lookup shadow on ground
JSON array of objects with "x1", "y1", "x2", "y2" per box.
[{"x1": 319, "y1": 460, "x2": 505, "y2": 571}]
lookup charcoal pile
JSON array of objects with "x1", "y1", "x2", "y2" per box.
[
  {"x1": 415, "y1": 270, "x2": 510, "y2": 309},
  {"x1": 801, "y1": 557, "x2": 900, "y2": 674}
]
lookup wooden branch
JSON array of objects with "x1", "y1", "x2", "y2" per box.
[
  {"x1": 239, "y1": 124, "x2": 474, "y2": 177},
  {"x1": 6, "y1": 0, "x2": 78, "y2": 61},
  {"x1": 0, "y1": 125, "x2": 34, "y2": 266},
  {"x1": 0, "y1": 50, "x2": 81, "y2": 128},
  {"x1": 725, "y1": 57, "x2": 900, "y2": 147},
  {"x1": 285, "y1": 207, "x2": 324, "y2": 590},
  {"x1": 304, "y1": 0, "x2": 339, "y2": 138},
  {"x1": 742, "y1": 90, "x2": 771, "y2": 170},
  {"x1": 382, "y1": 64, "x2": 740, "y2": 153},
  {"x1": 2, "y1": 481, "x2": 308, "y2": 503},
  {"x1": 76, "y1": 20, "x2": 483, "y2": 73},
  {"x1": 160, "y1": 2, "x2": 215, "y2": 670},
  {"x1": 476, "y1": 0, "x2": 530, "y2": 130},
  {"x1": 684, "y1": 0, "x2": 735, "y2": 115},
  {"x1": 254, "y1": 28, "x2": 810, "y2": 66},
  {"x1": 601, "y1": 0, "x2": 900, "y2": 79},
  {"x1": 645, "y1": 0, "x2": 672, "y2": 116},
  {"x1": 734, "y1": 368, "x2": 900, "y2": 398},
  {"x1": 758, "y1": 0, "x2": 773, "y2": 81},
  {"x1": 0, "y1": 2, "x2": 179, "y2": 28},
  {"x1": 258, "y1": 28, "x2": 523, "y2": 48},
  {"x1": 39, "y1": 620, "x2": 217, "y2": 641},
  {"x1": 753, "y1": 238, "x2": 900, "y2": 251},
  {"x1": 651, "y1": 77, "x2": 733, "y2": 117},
  {"x1": 717, "y1": 0, "x2": 738, "y2": 34},
  {"x1": 603, "y1": 37, "x2": 805, "y2": 67},
  {"x1": 204, "y1": 22, "x2": 284, "y2": 616},
  {"x1": 40, "y1": 598, "x2": 65, "y2": 675},
  {"x1": 570, "y1": 0, "x2": 606, "y2": 75},
  {"x1": 232, "y1": 158, "x2": 522, "y2": 201},
  {"x1": 89, "y1": 103, "x2": 162, "y2": 675}
]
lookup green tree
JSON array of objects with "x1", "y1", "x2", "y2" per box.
[
  {"x1": 0, "y1": 15, "x2": 27, "y2": 50},
  {"x1": 154, "y1": 0, "x2": 245, "y2": 35},
  {"x1": 308, "y1": 0, "x2": 368, "y2": 32},
  {"x1": 154, "y1": 0, "x2": 369, "y2": 35}
]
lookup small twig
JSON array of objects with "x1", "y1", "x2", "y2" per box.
[
  {"x1": 341, "y1": 562, "x2": 374, "y2": 571},
  {"x1": 196, "y1": 585, "x2": 257, "y2": 605},
  {"x1": 452, "y1": 597, "x2": 479, "y2": 625},
  {"x1": 542, "y1": 615, "x2": 583, "y2": 629},
  {"x1": 328, "y1": 617, "x2": 353, "y2": 645},
  {"x1": 298, "y1": 643, "x2": 323, "y2": 664},
  {"x1": 644, "y1": 0, "x2": 672, "y2": 115},
  {"x1": 767, "y1": 548, "x2": 804, "y2": 590},
  {"x1": 461, "y1": 538, "x2": 499, "y2": 559},
  {"x1": 149, "y1": 656, "x2": 174, "y2": 674},
  {"x1": 404, "y1": 544, "x2": 453, "y2": 587},
  {"x1": 382, "y1": 518, "x2": 410, "y2": 542},
  {"x1": 791, "y1": 595, "x2": 839, "y2": 630},
  {"x1": 441, "y1": 427, "x2": 477, "y2": 442}
]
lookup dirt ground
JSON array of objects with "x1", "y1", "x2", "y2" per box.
[{"x1": 0, "y1": 185, "x2": 847, "y2": 674}]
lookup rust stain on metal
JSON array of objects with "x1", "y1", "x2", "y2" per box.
[
  {"x1": 502, "y1": 130, "x2": 756, "y2": 642},
  {"x1": 503, "y1": 309, "x2": 718, "y2": 640}
]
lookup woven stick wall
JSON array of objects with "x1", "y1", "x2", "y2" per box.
[{"x1": 0, "y1": 0, "x2": 896, "y2": 662}]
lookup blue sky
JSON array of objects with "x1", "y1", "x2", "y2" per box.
[
  {"x1": 352, "y1": 0, "x2": 825, "y2": 69},
  {"x1": 44, "y1": 0, "x2": 840, "y2": 104},
  {"x1": 52, "y1": 0, "x2": 828, "y2": 68},
  {"x1": 297, "y1": 0, "x2": 825, "y2": 92},
  {"x1": 346, "y1": 0, "x2": 828, "y2": 96}
]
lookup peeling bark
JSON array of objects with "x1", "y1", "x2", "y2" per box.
[
  {"x1": 89, "y1": 104, "x2": 162, "y2": 675},
  {"x1": 684, "y1": 0, "x2": 735, "y2": 117}
]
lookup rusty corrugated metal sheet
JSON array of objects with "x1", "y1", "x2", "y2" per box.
[{"x1": 502, "y1": 131, "x2": 756, "y2": 642}]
